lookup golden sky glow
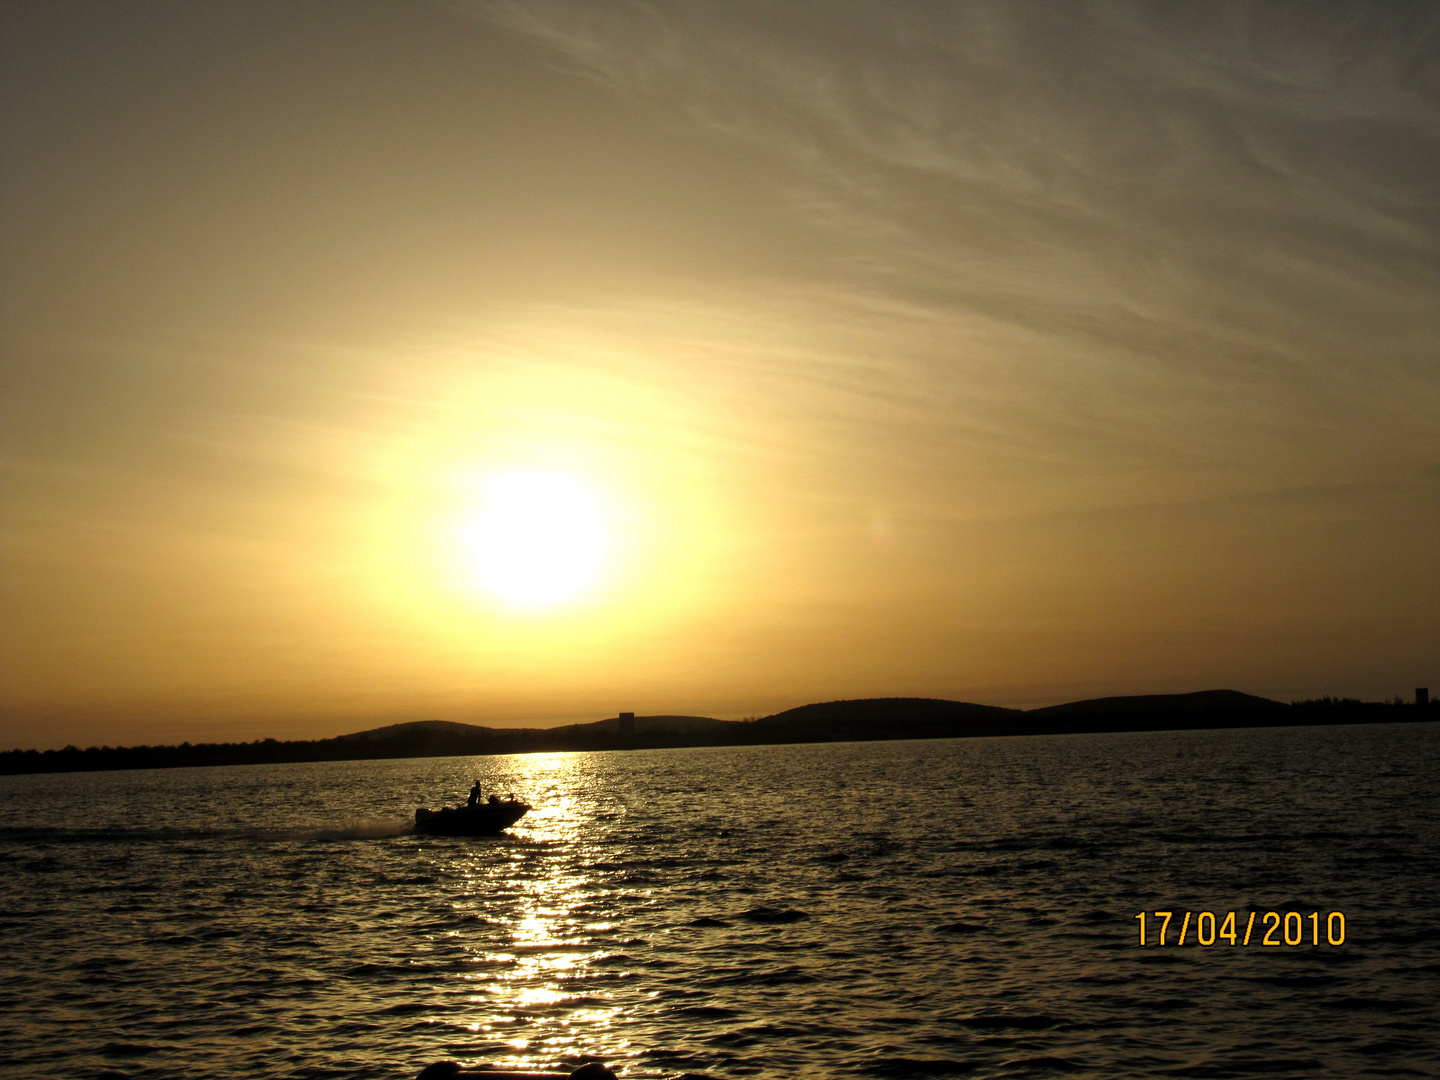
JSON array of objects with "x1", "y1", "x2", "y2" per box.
[{"x1": 2, "y1": 2, "x2": 1438, "y2": 748}]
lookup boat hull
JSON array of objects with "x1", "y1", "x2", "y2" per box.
[{"x1": 414, "y1": 801, "x2": 529, "y2": 836}]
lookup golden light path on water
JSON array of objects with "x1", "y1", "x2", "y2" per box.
[{"x1": 454, "y1": 754, "x2": 634, "y2": 1069}]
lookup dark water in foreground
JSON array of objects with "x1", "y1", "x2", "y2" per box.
[{"x1": 1, "y1": 723, "x2": 1437, "y2": 1080}]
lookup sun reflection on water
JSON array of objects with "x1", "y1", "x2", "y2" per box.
[{"x1": 447, "y1": 752, "x2": 632, "y2": 1070}]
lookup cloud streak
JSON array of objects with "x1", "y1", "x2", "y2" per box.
[{"x1": 473, "y1": 0, "x2": 1440, "y2": 500}]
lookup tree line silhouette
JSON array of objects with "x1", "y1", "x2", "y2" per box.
[{"x1": 2, "y1": 693, "x2": 1432, "y2": 775}]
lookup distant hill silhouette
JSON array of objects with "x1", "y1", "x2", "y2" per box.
[
  {"x1": 749, "y1": 691, "x2": 1296, "y2": 741},
  {"x1": 754, "y1": 697, "x2": 1021, "y2": 740},
  {"x1": 1028, "y1": 689, "x2": 1285, "y2": 716},
  {"x1": 2, "y1": 691, "x2": 1431, "y2": 774},
  {"x1": 551, "y1": 715, "x2": 733, "y2": 737},
  {"x1": 334, "y1": 714, "x2": 734, "y2": 749},
  {"x1": 337, "y1": 719, "x2": 503, "y2": 743},
  {"x1": 763, "y1": 697, "x2": 1020, "y2": 725}
]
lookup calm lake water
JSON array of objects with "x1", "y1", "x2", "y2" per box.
[{"x1": 2, "y1": 723, "x2": 1438, "y2": 1080}]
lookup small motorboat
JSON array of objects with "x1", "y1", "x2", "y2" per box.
[{"x1": 413, "y1": 797, "x2": 530, "y2": 836}]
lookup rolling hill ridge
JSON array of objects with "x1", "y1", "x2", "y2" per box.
[{"x1": 3, "y1": 691, "x2": 1431, "y2": 774}]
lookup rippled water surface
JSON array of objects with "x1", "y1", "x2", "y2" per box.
[{"x1": 2, "y1": 723, "x2": 1438, "y2": 1079}]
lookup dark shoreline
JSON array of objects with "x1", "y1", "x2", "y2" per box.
[{"x1": 3, "y1": 692, "x2": 1435, "y2": 776}]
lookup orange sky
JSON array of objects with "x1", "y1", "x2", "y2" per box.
[{"x1": 3, "y1": 2, "x2": 1438, "y2": 749}]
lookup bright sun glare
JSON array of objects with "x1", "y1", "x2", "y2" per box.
[{"x1": 460, "y1": 470, "x2": 608, "y2": 608}]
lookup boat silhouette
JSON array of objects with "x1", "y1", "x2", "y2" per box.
[{"x1": 413, "y1": 796, "x2": 529, "y2": 836}]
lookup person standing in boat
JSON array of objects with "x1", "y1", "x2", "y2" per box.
[{"x1": 467, "y1": 779, "x2": 481, "y2": 808}]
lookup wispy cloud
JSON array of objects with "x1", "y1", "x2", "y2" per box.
[{"x1": 468, "y1": 0, "x2": 1440, "y2": 507}]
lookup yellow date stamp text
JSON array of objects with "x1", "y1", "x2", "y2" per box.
[{"x1": 1134, "y1": 910, "x2": 1346, "y2": 947}]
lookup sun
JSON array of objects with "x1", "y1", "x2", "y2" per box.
[{"x1": 458, "y1": 470, "x2": 608, "y2": 608}]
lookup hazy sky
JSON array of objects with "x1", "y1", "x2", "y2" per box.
[{"x1": 3, "y1": 1, "x2": 1437, "y2": 749}]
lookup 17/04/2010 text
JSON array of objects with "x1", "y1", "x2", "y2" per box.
[{"x1": 1135, "y1": 910, "x2": 1345, "y2": 947}]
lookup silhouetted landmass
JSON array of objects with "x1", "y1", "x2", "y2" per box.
[
  {"x1": 2, "y1": 693, "x2": 1434, "y2": 775},
  {"x1": 1027, "y1": 688, "x2": 1284, "y2": 716},
  {"x1": 754, "y1": 698, "x2": 1021, "y2": 740}
]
